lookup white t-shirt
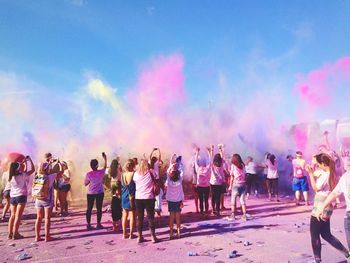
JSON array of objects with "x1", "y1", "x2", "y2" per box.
[
  {"x1": 194, "y1": 160, "x2": 211, "y2": 187},
  {"x1": 2, "y1": 171, "x2": 11, "y2": 191},
  {"x1": 84, "y1": 169, "x2": 106, "y2": 195},
  {"x1": 334, "y1": 171, "x2": 350, "y2": 211},
  {"x1": 10, "y1": 172, "x2": 29, "y2": 197},
  {"x1": 165, "y1": 171, "x2": 184, "y2": 202},
  {"x1": 210, "y1": 164, "x2": 226, "y2": 185},
  {"x1": 266, "y1": 159, "x2": 278, "y2": 179},
  {"x1": 314, "y1": 170, "x2": 330, "y2": 196},
  {"x1": 149, "y1": 160, "x2": 160, "y2": 179},
  {"x1": 230, "y1": 164, "x2": 246, "y2": 186},
  {"x1": 134, "y1": 171, "x2": 154, "y2": 200},
  {"x1": 245, "y1": 161, "x2": 256, "y2": 174}
]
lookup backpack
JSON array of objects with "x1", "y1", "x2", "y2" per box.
[{"x1": 32, "y1": 173, "x2": 49, "y2": 199}]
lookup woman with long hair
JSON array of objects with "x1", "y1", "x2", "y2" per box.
[
  {"x1": 306, "y1": 153, "x2": 350, "y2": 263},
  {"x1": 57, "y1": 161, "x2": 71, "y2": 216},
  {"x1": 209, "y1": 145, "x2": 227, "y2": 216},
  {"x1": 121, "y1": 159, "x2": 136, "y2": 239},
  {"x1": 8, "y1": 156, "x2": 35, "y2": 239},
  {"x1": 228, "y1": 154, "x2": 248, "y2": 221},
  {"x1": 134, "y1": 159, "x2": 159, "y2": 243}
]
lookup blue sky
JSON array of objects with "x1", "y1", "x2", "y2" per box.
[{"x1": 1, "y1": 0, "x2": 350, "y2": 124}]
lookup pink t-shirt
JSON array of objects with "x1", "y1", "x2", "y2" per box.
[
  {"x1": 134, "y1": 171, "x2": 154, "y2": 200},
  {"x1": 85, "y1": 169, "x2": 105, "y2": 195},
  {"x1": 195, "y1": 165, "x2": 211, "y2": 187},
  {"x1": 230, "y1": 164, "x2": 246, "y2": 186}
]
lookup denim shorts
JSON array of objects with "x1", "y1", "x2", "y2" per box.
[
  {"x1": 292, "y1": 177, "x2": 309, "y2": 192},
  {"x1": 167, "y1": 201, "x2": 182, "y2": 213},
  {"x1": 10, "y1": 195, "x2": 27, "y2": 205}
]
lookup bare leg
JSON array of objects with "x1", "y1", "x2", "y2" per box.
[
  {"x1": 35, "y1": 208, "x2": 44, "y2": 241},
  {"x1": 44, "y1": 207, "x2": 53, "y2": 241},
  {"x1": 129, "y1": 210, "x2": 135, "y2": 238},
  {"x1": 122, "y1": 210, "x2": 128, "y2": 238},
  {"x1": 1, "y1": 196, "x2": 10, "y2": 220},
  {"x1": 169, "y1": 212, "x2": 175, "y2": 239},
  {"x1": 295, "y1": 190, "x2": 301, "y2": 205},
  {"x1": 8, "y1": 205, "x2": 16, "y2": 238},
  {"x1": 303, "y1": 191, "x2": 309, "y2": 205},
  {"x1": 175, "y1": 212, "x2": 181, "y2": 238},
  {"x1": 13, "y1": 203, "x2": 26, "y2": 236}
]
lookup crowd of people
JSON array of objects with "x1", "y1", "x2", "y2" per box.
[{"x1": 1, "y1": 142, "x2": 350, "y2": 263}]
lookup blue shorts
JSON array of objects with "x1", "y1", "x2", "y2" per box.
[
  {"x1": 292, "y1": 177, "x2": 309, "y2": 192},
  {"x1": 10, "y1": 195, "x2": 27, "y2": 205},
  {"x1": 167, "y1": 201, "x2": 182, "y2": 213}
]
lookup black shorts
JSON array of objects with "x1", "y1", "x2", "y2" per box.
[
  {"x1": 10, "y1": 195, "x2": 27, "y2": 205},
  {"x1": 58, "y1": 184, "x2": 71, "y2": 193},
  {"x1": 3, "y1": 190, "x2": 10, "y2": 199}
]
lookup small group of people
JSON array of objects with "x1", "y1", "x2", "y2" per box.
[
  {"x1": 0, "y1": 153, "x2": 71, "y2": 241},
  {"x1": 85, "y1": 149, "x2": 185, "y2": 243}
]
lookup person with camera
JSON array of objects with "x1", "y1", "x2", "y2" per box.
[
  {"x1": 8, "y1": 155, "x2": 35, "y2": 240},
  {"x1": 84, "y1": 152, "x2": 107, "y2": 230},
  {"x1": 34, "y1": 160, "x2": 64, "y2": 242}
]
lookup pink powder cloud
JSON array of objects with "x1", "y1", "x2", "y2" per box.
[{"x1": 294, "y1": 56, "x2": 350, "y2": 109}]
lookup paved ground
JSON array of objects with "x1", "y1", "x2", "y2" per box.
[{"x1": 0, "y1": 195, "x2": 349, "y2": 263}]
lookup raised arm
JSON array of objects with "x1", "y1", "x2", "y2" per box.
[
  {"x1": 102, "y1": 152, "x2": 107, "y2": 170},
  {"x1": 25, "y1": 156, "x2": 35, "y2": 175},
  {"x1": 306, "y1": 166, "x2": 318, "y2": 192}
]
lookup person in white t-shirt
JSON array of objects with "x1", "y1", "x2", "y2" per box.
[
  {"x1": 316, "y1": 146, "x2": 350, "y2": 250},
  {"x1": 265, "y1": 154, "x2": 279, "y2": 201},
  {"x1": 1, "y1": 162, "x2": 11, "y2": 222},
  {"x1": 134, "y1": 159, "x2": 159, "y2": 243},
  {"x1": 165, "y1": 163, "x2": 184, "y2": 239},
  {"x1": 306, "y1": 153, "x2": 350, "y2": 263},
  {"x1": 245, "y1": 156, "x2": 259, "y2": 199},
  {"x1": 84, "y1": 152, "x2": 107, "y2": 230},
  {"x1": 8, "y1": 156, "x2": 35, "y2": 240}
]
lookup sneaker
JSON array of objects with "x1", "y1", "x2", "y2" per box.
[
  {"x1": 137, "y1": 236, "x2": 144, "y2": 244},
  {"x1": 226, "y1": 214, "x2": 236, "y2": 221},
  {"x1": 151, "y1": 236, "x2": 159, "y2": 243},
  {"x1": 96, "y1": 224, "x2": 104, "y2": 230},
  {"x1": 242, "y1": 214, "x2": 247, "y2": 221},
  {"x1": 86, "y1": 224, "x2": 94, "y2": 231}
]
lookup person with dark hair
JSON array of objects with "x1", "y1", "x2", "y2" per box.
[
  {"x1": 165, "y1": 162, "x2": 184, "y2": 239},
  {"x1": 245, "y1": 156, "x2": 259, "y2": 199},
  {"x1": 109, "y1": 157, "x2": 122, "y2": 190},
  {"x1": 121, "y1": 159, "x2": 136, "y2": 239},
  {"x1": 228, "y1": 154, "x2": 248, "y2": 221},
  {"x1": 84, "y1": 152, "x2": 107, "y2": 230},
  {"x1": 209, "y1": 145, "x2": 226, "y2": 216},
  {"x1": 316, "y1": 144, "x2": 350, "y2": 250},
  {"x1": 57, "y1": 161, "x2": 71, "y2": 216},
  {"x1": 306, "y1": 153, "x2": 350, "y2": 263},
  {"x1": 111, "y1": 184, "x2": 122, "y2": 232},
  {"x1": 8, "y1": 156, "x2": 35, "y2": 239},
  {"x1": 265, "y1": 154, "x2": 279, "y2": 201},
  {"x1": 194, "y1": 147, "x2": 211, "y2": 218},
  {"x1": 149, "y1": 148, "x2": 163, "y2": 217},
  {"x1": 292, "y1": 151, "x2": 309, "y2": 206}
]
